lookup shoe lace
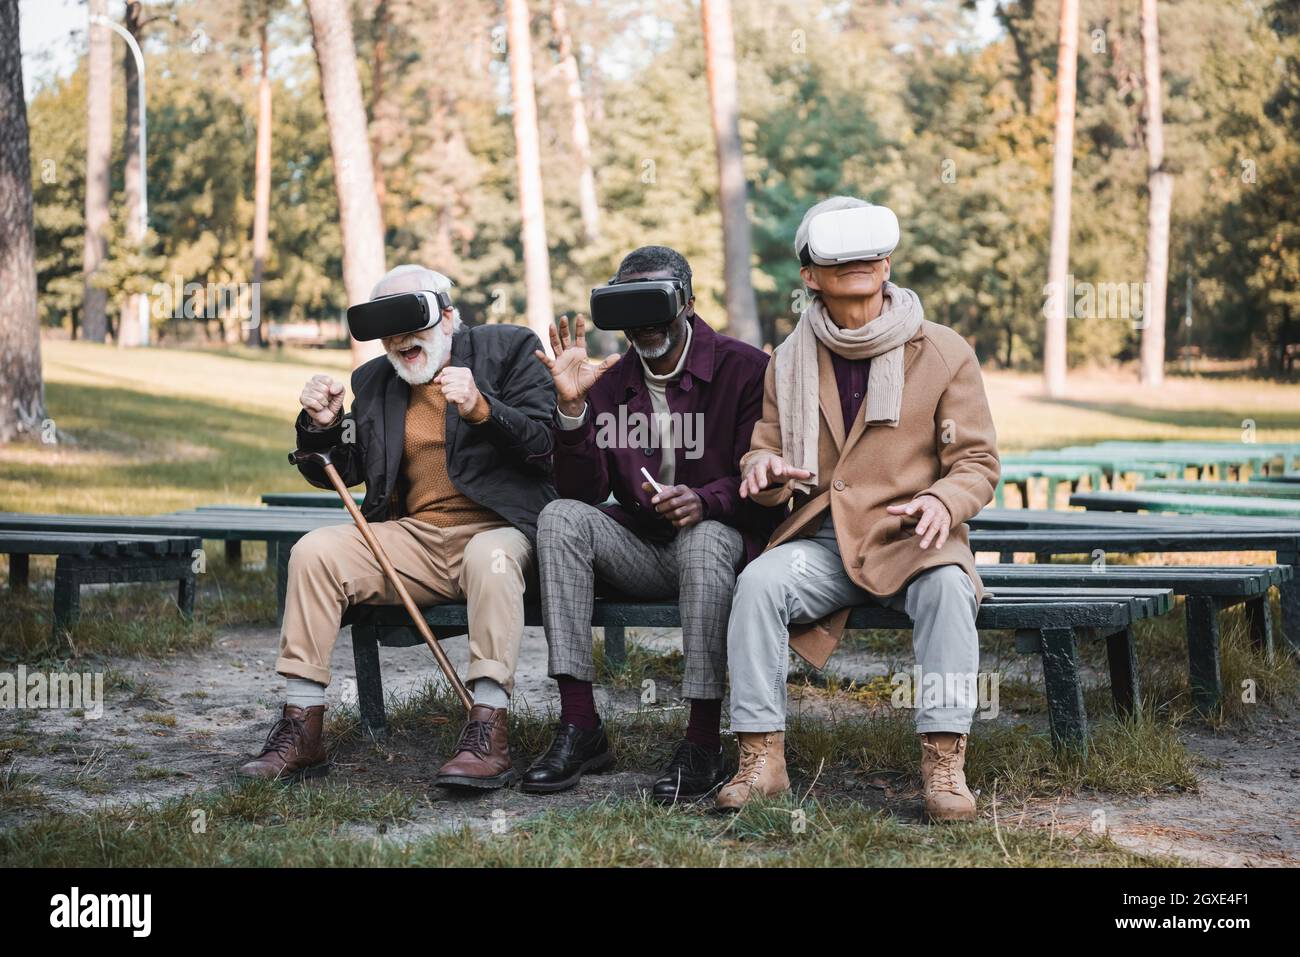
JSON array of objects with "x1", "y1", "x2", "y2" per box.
[
  {"x1": 735, "y1": 738, "x2": 768, "y2": 785},
  {"x1": 455, "y1": 719, "x2": 495, "y2": 757},
  {"x1": 260, "y1": 714, "x2": 305, "y2": 759},
  {"x1": 925, "y1": 742, "x2": 962, "y2": 794}
]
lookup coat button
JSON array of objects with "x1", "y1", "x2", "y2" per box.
[
  {"x1": 833, "y1": 479, "x2": 845, "y2": 491},
  {"x1": 643, "y1": 448, "x2": 654, "y2": 457}
]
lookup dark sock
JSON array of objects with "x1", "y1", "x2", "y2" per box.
[
  {"x1": 557, "y1": 676, "x2": 598, "y2": 731},
  {"x1": 685, "y1": 698, "x2": 722, "y2": 749}
]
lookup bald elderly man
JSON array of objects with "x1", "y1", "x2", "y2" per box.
[{"x1": 238, "y1": 265, "x2": 556, "y2": 789}]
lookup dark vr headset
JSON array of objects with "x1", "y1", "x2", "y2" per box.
[
  {"x1": 346, "y1": 289, "x2": 453, "y2": 342},
  {"x1": 589, "y1": 277, "x2": 692, "y2": 331}
]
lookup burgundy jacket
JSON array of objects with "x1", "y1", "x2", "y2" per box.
[{"x1": 552, "y1": 314, "x2": 781, "y2": 563}]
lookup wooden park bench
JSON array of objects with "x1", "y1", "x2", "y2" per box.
[
  {"x1": 1136, "y1": 479, "x2": 1300, "y2": 499},
  {"x1": 341, "y1": 585, "x2": 1174, "y2": 755},
  {"x1": 0, "y1": 509, "x2": 346, "y2": 621},
  {"x1": 261, "y1": 491, "x2": 362, "y2": 508},
  {"x1": 1069, "y1": 489, "x2": 1300, "y2": 519},
  {"x1": 1087, "y1": 440, "x2": 1300, "y2": 476},
  {"x1": 979, "y1": 562, "x2": 1292, "y2": 713},
  {"x1": 1252, "y1": 471, "x2": 1300, "y2": 485},
  {"x1": 993, "y1": 462, "x2": 1106, "y2": 509},
  {"x1": 2, "y1": 530, "x2": 201, "y2": 639}
]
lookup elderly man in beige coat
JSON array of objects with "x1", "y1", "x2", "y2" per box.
[{"x1": 717, "y1": 196, "x2": 1000, "y2": 820}]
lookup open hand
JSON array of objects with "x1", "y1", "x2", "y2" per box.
[{"x1": 534, "y1": 314, "x2": 619, "y2": 417}]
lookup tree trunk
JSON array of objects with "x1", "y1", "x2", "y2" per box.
[
  {"x1": 506, "y1": 0, "x2": 555, "y2": 351},
  {"x1": 307, "y1": 0, "x2": 387, "y2": 366},
  {"x1": 701, "y1": 0, "x2": 760, "y2": 347},
  {"x1": 119, "y1": 0, "x2": 148, "y2": 348},
  {"x1": 0, "y1": 0, "x2": 46, "y2": 444},
  {"x1": 82, "y1": 0, "x2": 111, "y2": 343},
  {"x1": 552, "y1": 0, "x2": 599, "y2": 244},
  {"x1": 1139, "y1": 0, "x2": 1171, "y2": 387},
  {"x1": 1044, "y1": 0, "x2": 1079, "y2": 398},
  {"x1": 250, "y1": 7, "x2": 272, "y2": 348},
  {"x1": 368, "y1": 0, "x2": 390, "y2": 219}
]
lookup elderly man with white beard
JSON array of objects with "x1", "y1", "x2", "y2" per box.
[{"x1": 238, "y1": 265, "x2": 557, "y2": 788}]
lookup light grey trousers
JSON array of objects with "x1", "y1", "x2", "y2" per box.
[{"x1": 727, "y1": 517, "x2": 980, "y2": 734}]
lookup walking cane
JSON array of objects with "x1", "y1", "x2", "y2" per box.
[{"x1": 288, "y1": 448, "x2": 474, "y2": 714}]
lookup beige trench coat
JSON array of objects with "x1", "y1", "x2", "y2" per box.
[{"x1": 742, "y1": 320, "x2": 1000, "y2": 667}]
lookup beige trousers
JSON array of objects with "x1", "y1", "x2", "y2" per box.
[{"x1": 276, "y1": 517, "x2": 533, "y2": 693}]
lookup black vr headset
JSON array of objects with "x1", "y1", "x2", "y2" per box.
[
  {"x1": 346, "y1": 289, "x2": 454, "y2": 342},
  {"x1": 589, "y1": 276, "x2": 692, "y2": 331}
]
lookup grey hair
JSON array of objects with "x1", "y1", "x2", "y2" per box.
[
  {"x1": 371, "y1": 264, "x2": 461, "y2": 325},
  {"x1": 793, "y1": 195, "x2": 872, "y2": 261}
]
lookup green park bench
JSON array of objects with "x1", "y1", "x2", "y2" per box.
[
  {"x1": 1069, "y1": 489, "x2": 1300, "y2": 519},
  {"x1": 2, "y1": 530, "x2": 201, "y2": 640},
  {"x1": 261, "y1": 491, "x2": 363, "y2": 508},
  {"x1": 993, "y1": 463, "x2": 1106, "y2": 509},
  {"x1": 980, "y1": 561, "x2": 1291, "y2": 713},
  {"x1": 1253, "y1": 471, "x2": 1300, "y2": 485},
  {"x1": 342, "y1": 585, "x2": 1175, "y2": 754},
  {"x1": 1088, "y1": 440, "x2": 1300, "y2": 476},
  {"x1": 1001, "y1": 453, "x2": 1185, "y2": 485},
  {"x1": 1137, "y1": 479, "x2": 1300, "y2": 499},
  {"x1": 0, "y1": 509, "x2": 346, "y2": 622}
]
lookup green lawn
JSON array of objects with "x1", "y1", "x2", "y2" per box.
[{"x1": 1, "y1": 340, "x2": 1298, "y2": 867}]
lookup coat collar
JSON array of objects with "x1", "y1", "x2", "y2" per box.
[{"x1": 613, "y1": 312, "x2": 717, "y2": 397}]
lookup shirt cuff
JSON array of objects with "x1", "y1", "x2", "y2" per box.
[
  {"x1": 555, "y1": 403, "x2": 588, "y2": 430},
  {"x1": 462, "y1": 393, "x2": 492, "y2": 425}
]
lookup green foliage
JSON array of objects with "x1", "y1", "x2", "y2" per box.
[{"x1": 23, "y1": 0, "x2": 1300, "y2": 367}]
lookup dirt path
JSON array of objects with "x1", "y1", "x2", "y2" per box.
[{"x1": 2, "y1": 622, "x2": 1298, "y2": 864}]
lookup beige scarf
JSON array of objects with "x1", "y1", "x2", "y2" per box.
[{"x1": 773, "y1": 281, "x2": 924, "y2": 493}]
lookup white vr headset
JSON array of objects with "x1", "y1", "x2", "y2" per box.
[{"x1": 799, "y1": 204, "x2": 900, "y2": 266}]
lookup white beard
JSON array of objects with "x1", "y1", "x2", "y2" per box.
[{"x1": 386, "y1": 325, "x2": 454, "y2": 385}]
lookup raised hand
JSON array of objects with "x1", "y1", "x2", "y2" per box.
[
  {"x1": 739, "y1": 451, "x2": 814, "y2": 499},
  {"x1": 533, "y1": 314, "x2": 619, "y2": 417},
  {"x1": 300, "y1": 374, "x2": 345, "y2": 428}
]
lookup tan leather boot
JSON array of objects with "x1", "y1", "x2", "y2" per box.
[
  {"x1": 715, "y1": 732, "x2": 789, "y2": 811},
  {"x1": 435, "y1": 704, "x2": 517, "y2": 789},
  {"x1": 920, "y1": 732, "x2": 976, "y2": 822},
  {"x1": 237, "y1": 704, "x2": 328, "y2": 781}
]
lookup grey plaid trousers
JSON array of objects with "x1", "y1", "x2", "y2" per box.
[{"x1": 536, "y1": 498, "x2": 745, "y2": 700}]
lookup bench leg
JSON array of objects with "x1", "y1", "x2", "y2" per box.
[
  {"x1": 51, "y1": 559, "x2": 82, "y2": 639},
  {"x1": 276, "y1": 537, "x2": 295, "y2": 627},
  {"x1": 1046, "y1": 477, "x2": 1059, "y2": 510},
  {"x1": 225, "y1": 539, "x2": 243, "y2": 564},
  {"x1": 1105, "y1": 626, "x2": 1141, "y2": 717},
  {"x1": 177, "y1": 568, "x2": 197, "y2": 620},
  {"x1": 352, "y1": 624, "x2": 388, "y2": 740},
  {"x1": 603, "y1": 625, "x2": 627, "y2": 670},
  {"x1": 1185, "y1": 595, "x2": 1222, "y2": 715},
  {"x1": 1038, "y1": 627, "x2": 1088, "y2": 754},
  {"x1": 1243, "y1": 594, "x2": 1274, "y2": 663},
  {"x1": 8, "y1": 553, "x2": 29, "y2": 590},
  {"x1": 1279, "y1": 553, "x2": 1299, "y2": 658}
]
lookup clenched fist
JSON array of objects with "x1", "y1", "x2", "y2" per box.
[
  {"x1": 300, "y1": 374, "x2": 345, "y2": 428},
  {"x1": 434, "y1": 365, "x2": 484, "y2": 420}
]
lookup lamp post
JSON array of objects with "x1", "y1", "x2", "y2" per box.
[{"x1": 90, "y1": 12, "x2": 149, "y2": 345}]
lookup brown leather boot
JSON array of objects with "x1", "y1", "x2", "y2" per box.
[
  {"x1": 715, "y1": 731, "x2": 789, "y2": 812},
  {"x1": 435, "y1": 704, "x2": 517, "y2": 790},
  {"x1": 920, "y1": 732, "x2": 976, "y2": 822},
  {"x1": 237, "y1": 704, "x2": 328, "y2": 781}
]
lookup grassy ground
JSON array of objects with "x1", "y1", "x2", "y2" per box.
[{"x1": 1, "y1": 340, "x2": 1298, "y2": 867}]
